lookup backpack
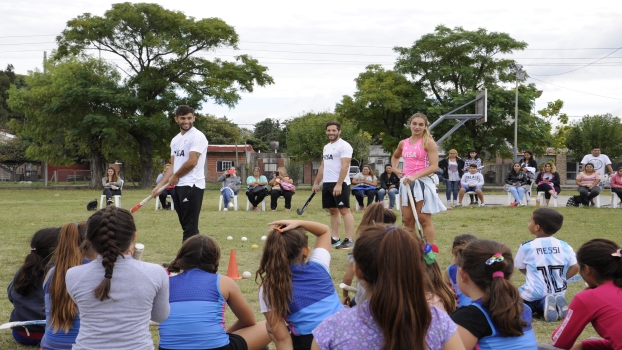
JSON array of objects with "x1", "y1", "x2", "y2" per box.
[
  {"x1": 566, "y1": 196, "x2": 580, "y2": 207},
  {"x1": 87, "y1": 200, "x2": 98, "y2": 211}
]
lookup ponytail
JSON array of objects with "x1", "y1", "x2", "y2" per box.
[
  {"x1": 354, "y1": 225, "x2": 430, "y2": 350},
  {"x1": 86, "y1": 207, "x2": 136, "y2": 301},
  {"x1": 577, "y1": 238, "x2": 622, "y2": 288},
  {"x1": 425, "y1": 261, "x2": 457, "y2": 313},
  {"x1": 459, "y1": 239, "x2": 525, "y2": 337},
  {"x1": 49, "y1": 222, "x2": 86, "y2": 332},
  {"x1": 256, "y1": 227, "x2": 308, "y2": 329},
  {"x1": 13, "y1": 228, "x2": 60, "y2": 296}
]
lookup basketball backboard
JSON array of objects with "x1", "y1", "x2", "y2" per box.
[{"x1": 475, "y1": 89, "x2": 487, "y2": 126}]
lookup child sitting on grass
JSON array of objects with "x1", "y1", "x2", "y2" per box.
[
  {"x1": 446, "y1": 234, "x2": 478, "y2": 308},
  {"x1": 457, "y1": 164, "x2": 485, "y2": 207},
  {"x1": 257, "y1": 220, "x2": 343, "y2": 350},
  {"x1": 550, "y1": 238, "x2": 622, "y2": 349},
  {"x1": 7, "y1": 227, "x2": 60, "y2": 346},
  {"x1": 450, "y1": 239, "x2": 537, "y2": 350},
  {"x1": 514, "y1": 208, "x2": 579, "y2": 322}
]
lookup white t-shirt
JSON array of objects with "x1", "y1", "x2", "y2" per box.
[
  {"x1": 170, "y1": 127, "x2": 209, "y2": 189},
  {"x1": 259, "y1": 248, "x2": 331, "y2": 312},
  {"x1": 515, "y1": 236, "x2": 577, "y2": 301},
  {"x1": 353, "y1": 173, "x2": 377, "y2": 185},
  {"x1": 322, "y1": 138, "x2": 353, "y2": 185},
  {"x1": 581, "y1": 154, "x2": 612, "y2": 178}
]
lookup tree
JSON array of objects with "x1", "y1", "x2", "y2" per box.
[
  {"x1": 392, "y1": 25, "x2": 551, "y2": 158},
  {"x1": 284, "y1": 112, "x2": 370, "y2": 163},
  {"x1": 0, "y1": 64, "x2": 27, "y2": 129},
  {"x1": 336, "y1": 65, "x2": 427, "y2": 152},
  {"x1": 194, "y1": 114, "x2": 241, "y2": 145},
  {"x1": 254, "y1": 118, "x2": 286, "y2": 150},
  {"x1": 8, "y1": 55, "x2": 132, "y2": 188},
  {"x1": 565, "y1": 114, "x2": 622, "y2": 161},
  {"x1": 537, "y1": 99, "x2": 569, "y2": 151},
  {"x1": 55, "y1": 2, "x2": 274, "y2": 187}
]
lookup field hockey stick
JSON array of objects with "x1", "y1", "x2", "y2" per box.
[
  {"x1": 297, "y1": 182, "x2": 321, "y2": 215},
  {"x1": 405, "y1": 179, "x2": 424, "y2": 241},
  {"x1": 339, "y1": 283, "x2": 358, "y2": 293},
  {"x1": 0, "y1": 320, "x2": 46, "y2": 330},
  {"x1": 130, "y1": 183, "x2": 169, "y2": 214}
]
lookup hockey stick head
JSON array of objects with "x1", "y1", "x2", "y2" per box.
[
  {"x1": 296, "y1": 208, "x2": 304, "y2": 215},
  {"x1": 130, "y1": 203, "x2": 142, "y2": 214}
]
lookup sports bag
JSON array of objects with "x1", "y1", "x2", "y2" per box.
[{"x1": 87, "y1": 200, "x2": 98, "y2": 211}]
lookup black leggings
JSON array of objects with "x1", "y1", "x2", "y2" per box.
[
  {"x1": 103, "y1": 187, "x2": 121, "y2": 200},
  {"x1": 270, "y1": 189, "x2": 293, "y2": 210},
  {"x1": 354, "y1": 189, "x2": 378, "y2": 207}
]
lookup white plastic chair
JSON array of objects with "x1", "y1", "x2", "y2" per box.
[
  {"x1": 537, "y1": 191, "x2": 558, "y2": 207},
  {"x1": 611, "y1": 192, "x2": 620, "y2": 208},
  {"x1": 99, "y1": 179, "x2": 124, "y2": 209},
  {"x1": 219, "y1": 194, "x2": 238, "y2": 211},
  {"x1": 246, "y1": 198, "x2": 266, "y2": 211},
  {"x1": 155, "y1": 195, "x2": 175, "y2": 210}
]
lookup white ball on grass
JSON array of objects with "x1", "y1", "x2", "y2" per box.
[
  {"x1": 242, "y1": 271, "x2": 252, "y2": 279},
  {"x1": 261, "y1": 235, "x2": 267, "y2": 241},
  {"x1": 227, "y1": 236, "x2": 233, "y2": 241},
  {"x1": 241, "y1": 237, "x2": 247, "y2": 242}
]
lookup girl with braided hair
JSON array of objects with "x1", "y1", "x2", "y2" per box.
[
  {"x1": 8, "y1": 227, "x2": 60, "y2": 345},
  {"x1": 158, "y1": 235, "x2": 271, "y2": 350},
  {"x1": 65, "y1": 207, "x2": 169, "y2": 350},
  {"x1": 450, "y1": 239, "x2": 537, "y2": 350}
]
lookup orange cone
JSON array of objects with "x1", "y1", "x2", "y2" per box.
[{"x1": 226, "y1": 249, "x2": 242, "y2": 280}]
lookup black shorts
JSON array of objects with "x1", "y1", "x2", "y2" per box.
[
  {"x1": 322, "y1": 182, "x2": 350, "y2": 209},
  {"x1": 159, "y1": 333, "x2": 247, "y2": 350},
  {"x1": 291, "y1": 334, "x2": 314, "y2": 350}
]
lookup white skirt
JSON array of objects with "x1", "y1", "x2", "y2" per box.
[{"x1": 400, "y1": 176, "x2": 447, "y2": 215}]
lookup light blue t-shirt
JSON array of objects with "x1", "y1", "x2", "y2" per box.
[
  {"x1": 246, "y1": 175, "x2": 268, "y2": 190},
  {"x1": 514, "y1": 236, "x2": 577, "y2": 301}
]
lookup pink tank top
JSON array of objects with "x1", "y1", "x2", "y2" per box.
[{"x1": 402, "y1": 137, "x2": 429, "y2": 176}]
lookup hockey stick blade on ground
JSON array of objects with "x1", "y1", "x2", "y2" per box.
[
  {"x1": 130, "y1": 183, "x2": 169, "y2": 214},
  {"x1": 296, "y1": 191, "x2": 316, "y2": 215}
]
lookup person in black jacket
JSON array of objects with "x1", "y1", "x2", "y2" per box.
[
  {"x1": 438, "y1": 149, "x2": 465, "y2": 206},
  {"x1": 535, "y1": 162, "x2": 561, "y2": 206},
  {"x1": 377, "y1": 164, "x2": 401, "y2": 209},
  {"x1": 505, "y1": 162, "x2": 530, "y2": 206}
]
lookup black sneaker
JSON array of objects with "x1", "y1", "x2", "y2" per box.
[
  {"x1": 336, "y1": 238, "x2": 353, "y2": 250},
  {"x1": 331, "y1": 237, "x2": 341, "y2": 246}
]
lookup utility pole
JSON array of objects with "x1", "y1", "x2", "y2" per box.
[
  {"x1": 508, "y1": 63, "x2": 525, "y2": 162},
  {"x1": 43, "y1": 51, "x2": 48, "y2": 187}
]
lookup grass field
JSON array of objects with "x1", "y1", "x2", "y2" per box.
[{"x1": 1, "y1": 188, "x2": 618, "y2": 349}]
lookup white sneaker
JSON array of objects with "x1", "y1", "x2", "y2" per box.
[
  {"x1": 223, "y1": 208, "x2": 228, "y2": 211},
  {"x1": 479, "y1": 203, "x2": 486, "y2": 207},
  {"x1": 228, "y1": 202, "x2": 234, "y2": 209}
]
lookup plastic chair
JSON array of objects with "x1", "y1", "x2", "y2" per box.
[
  {"x1": 246, "y1": 198, "x2": 266, "y2": 211},
  {"x1": 155, "y1": 195, "x2": 175, "y2": 210},
  {"x1": 611, "y1": 192, "x2": 620, "y2": 208},
  {"x1": 99, "y1": 179, "x2": 124, "y2": 209},
  {"x1": 537, "y1": 191, "x2": 558, "y2": 207},
  {"x1": 219, "y1": 194, "x2": 238, "y2": 211}
]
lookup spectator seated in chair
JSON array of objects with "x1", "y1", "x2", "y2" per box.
[
  {"x1": 535, "y1": 162, "x2": 561, "y2": 207},
  {"x1": 246, "y1": 167, "x2": 268, "y2": 211},
  {"x1": 217, "y1": 167, "x2": 241, "y2": 211},
  {"x1": 102, "y1": 167, "x2": 122, "y2": 206},
  {"x1": 268, "y1": 167, "x2": 295, "y2": 211},
  {"x1": 377, "y1": 164, "x2": 401, "y2": 210},
  {"x1": 351, "y1": 164, "x2": 378, "y2": 210},
  {"x1": 576, "y1": 163, "x2": 601, "y2": 206},
  {"x1": 504, "y1": 162, "x2": 530, "y2": 206},
  {"x1": 156, "y1": 164, "x2": 175, "y2": 210}
]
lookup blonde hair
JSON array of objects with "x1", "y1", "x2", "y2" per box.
[
  {"x1": 407, "y1": 113, "x2": 433, "y2": 148},
  {"x1": 543, "y1": 162, "x2": 556, "y2": 173},
  {"x1": 277, "y1": 167, "x2": 288, "y2": 176}
]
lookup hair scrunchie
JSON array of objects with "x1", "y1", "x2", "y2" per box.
[{"x1": 104, "y1": 269, "x2": 113, "y2": 279}]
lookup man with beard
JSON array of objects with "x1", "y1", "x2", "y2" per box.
[{"x1": 153, "y1": 105, "x2": 208, "y2": 242}]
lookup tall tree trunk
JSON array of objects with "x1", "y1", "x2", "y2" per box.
[
  {"x1": 137, "y1": 135, "x2": 154, "y2": 188},
  {"x1": 89, "y1": 148, "x2": 106, "y2": 189}
]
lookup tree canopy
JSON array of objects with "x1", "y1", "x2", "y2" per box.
[
  {"x1": 565, "y1": 114, "x2": 622, "y2": 161},
  {"x1": 338, "y1": 25, "x2": 551, "y2": 158},
  {"x1": 55, "y1": 2, "x2": 274, "y2": 186},
  {"x1": 8, "y1": 55, "x2": 132, "y2": 188},
  {"x1": 285, "y1": 112, "x2": 370, "y2": 163},
  {"x1": 0, "y1": 64, "x2": 27, "y2": 129}
]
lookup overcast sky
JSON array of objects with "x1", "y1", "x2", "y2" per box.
[{"x1": 1, "y1": 0, "x2": 621, "y2": 128}]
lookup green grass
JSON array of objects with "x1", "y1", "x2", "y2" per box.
[{"x1": 1, "y1": 188, "x2": 618, "y2": 349}]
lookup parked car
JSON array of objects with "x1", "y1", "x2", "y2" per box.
[{"x1": 348, "y1": 165, "x2": 359, "y2": 179}]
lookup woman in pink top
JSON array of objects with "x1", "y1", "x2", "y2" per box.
[
  {"x1": 576, "y1": 163, "x2": 601, "y2": 206},
  {"x1": 391, "y1": 113, "x2": 445, "y2": 244},
  {"x1": 610, "y1": 167, "x2": 622, "y2": 208}
]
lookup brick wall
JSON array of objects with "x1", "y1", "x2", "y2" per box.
[
  {"x1": 207, "y1": 152, "x2": 248, "y2": 182},
  {"x1": 556, "y1": 154, "x2": 567, "y2": 185}
]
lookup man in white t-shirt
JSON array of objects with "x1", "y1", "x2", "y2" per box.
[
  {"x1": 153, "y1": 105, "x2": 208, "y2": 242},
  {"x1": 581, "y1": 146, "x2": 613, "y2": 187},
  {"x1": 313, "y1": 122, "x2": 355, "y2": 250}
]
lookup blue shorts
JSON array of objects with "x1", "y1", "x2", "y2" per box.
[{"x1": 464, "y1": 186, "x2": 482, "y2": 191}]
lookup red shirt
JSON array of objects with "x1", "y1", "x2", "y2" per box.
[{"x1": 552, "y1": 281, "x2": 622, "y2": 350}]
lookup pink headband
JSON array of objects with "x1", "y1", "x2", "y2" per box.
[
  {"x1": 612, "y1": 249, "x2": 622, "y2": 258},
  {"x1": 492, "y1": 271, "x2": 504, "y2": 279}
]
